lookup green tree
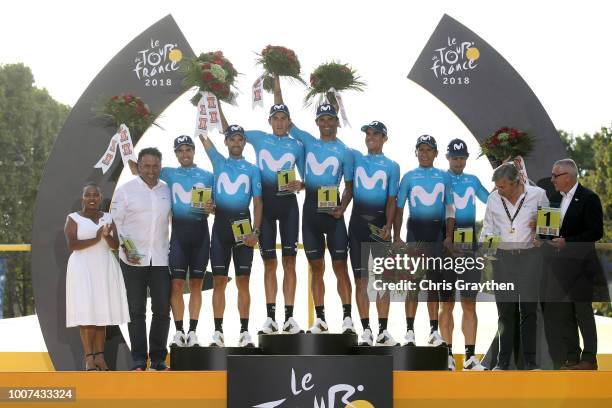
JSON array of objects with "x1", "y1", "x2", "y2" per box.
[{"x1": 0, "y1": 63, "x2": 70, "y2": 317}]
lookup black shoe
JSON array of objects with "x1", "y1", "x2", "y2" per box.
[{"x1": 149, "y1": 361, "x2": 170, "y2": 371}]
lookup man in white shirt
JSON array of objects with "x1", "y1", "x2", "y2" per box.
[
  {"x1": 481, "y1": 162, "x2": 549, "y2": 370},
  {"x1": 112, "y1": 147, "x2": 172, "y2": 371}
]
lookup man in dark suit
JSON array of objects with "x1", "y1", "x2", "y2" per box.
[{"x1": 543, "y1": 158, "x2": 606, "y2": 370}]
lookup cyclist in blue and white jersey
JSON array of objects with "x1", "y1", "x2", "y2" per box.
[
  {"x1": 160, "y1": 135, "x2": 214, "y2": 349},
  {"x1": 288, "y1": 103, "x2": 355, "y2": 334},
  {"x1": 349, "y1": 120, "x2": 401, "y2": 346},
  {"x1": 244, "y1": 75, "x2": 305, "y2": 335},
  {"x1": 440, "y1": 138, "x2": 489, "y2": 370},
  {"x1": 199, "y1": 121, "x2": 262, "y2": 348},
  {"x1": 394, "y1": 135, "x2": 455, "y2": 347}
]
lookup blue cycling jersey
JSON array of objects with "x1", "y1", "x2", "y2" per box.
[
  {"x1": 397, "y1": 166, "x2": 453, "y2": 221},
  {"x1": 447, "y1": 170, "x2": 489, "y2": 227},
  {"x1": 160, "y1": 165, "x2": 214, "y2": 222},
  {"x1": 351, "y1": 150, "x2": 400, "y2": 213},
  {"x1": 244, "y1": 130, "x2": 305, "y2": 190},
  {"x1": 288, "y1": 124, "x2": 353, "y2": 193},
  {"x1": 205, "y1": 145, "x2": 262, "y2": 214}
]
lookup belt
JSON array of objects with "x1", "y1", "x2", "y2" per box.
[{"x1": 497, "y1": 248, "x2": 536, "y2": 255}]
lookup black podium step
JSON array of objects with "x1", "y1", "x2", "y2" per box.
[
  {"x1": 258, "y1": 333, "x2": 357, "y2": 355},
  {"x1": 352, "y1": 345, "x2": 449, "y2": 370},
  {"x1": 170, "y1": 346, "x2": 262, "y2": 371}
]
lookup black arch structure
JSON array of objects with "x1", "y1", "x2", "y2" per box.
[
  {"x1": 408, "y1": 14, "x2": 568, "y2": 369},
  {"x1": 31, "y1": 15, "x2": 195, "y2": 371},
  {"x1": 408, "y1": 14, "x2": 566, "y2": 190}
]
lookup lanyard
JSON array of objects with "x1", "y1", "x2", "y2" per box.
[{"x1": 501, "y1": 192, "x2": 527, "y2": 232}]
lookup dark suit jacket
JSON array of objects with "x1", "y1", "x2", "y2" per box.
[{"x1": 545, "y1": 183, "x2": 608, "y2": 301}]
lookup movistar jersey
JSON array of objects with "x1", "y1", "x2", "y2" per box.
[
  {"x1": 160, "y1": 165, "x2": 214, "y2": 222},
  {"x1": 351, "y1": 150, "x2": 400, "y2": 214},
  {"x1": 288, "y1": 124, "x2": 353, "y2": 194},
  {"x1": 205, "y1": 145, "x2": 262, "y2": 213},
  {"x1": 244, "y1": 130, "x2": 305, "y2": 191},
  {"x1": 397, "y1": 166, "x2": 453, "y2": 221},
  {"x1": 447, "y1": 170, "x2": 489, "y2": 227}
]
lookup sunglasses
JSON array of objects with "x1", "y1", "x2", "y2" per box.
[{"x1": 551, "y1": 172, "x2": 568, "y2": 179}]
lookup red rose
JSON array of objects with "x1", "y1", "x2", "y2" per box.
[
  {"x1": 491, "y1": 138, "x2": 499, "y2": 146},
  {"x1": 111, "y1": 95, "x2": 119, "y2": 101},
  {"x1": 214, "y1": 51, "x2": 223, "y2": 57},
  {"x1": 202, "y1": 63, "x2": 211, "y2": 70},
  {"x1": 202, "y1": 71, "x2": 214, "y2": 83},
  {"x1": 123, "y1": 94, "x2": 133, "y2": 103},
  {"x1": 211, "y1": 82, "x2": 223, "y2": 92},
  {"x1": 213, "y1": 59, "x2": 223, "y2": 66}
]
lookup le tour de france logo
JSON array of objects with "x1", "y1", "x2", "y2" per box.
[
  {"x1": 431, "y1": 36, "x2": 480, "y2": 86},
  {"x1": 253, "y1": 368, "x2": 375, "y2": 408},
  {"x1": 133, "y1": 38, "x2": 183, "y2": 87}
]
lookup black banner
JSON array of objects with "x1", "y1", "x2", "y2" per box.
[
  {"x1": 408, "y1": 14, "x2": 567, "y2": 188},
  {"x1": 228, "y1": 355, "x2": 392, "y2": 408}
]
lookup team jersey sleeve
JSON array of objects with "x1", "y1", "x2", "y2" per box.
[
  {"x1": 160, "y1": 167, "x2": 171, "y2": 185},
  {"x1": 295, "y1": 140, "x2": 305, "y2": 179},
  {"x1": 204, "y1": 144, "x2": 224, "y2": 171},
  {"x1": 474, "y1": 176, "x2": 490, "y2": 204},
  {"x1": 342, "y1": 147, "x2": 354, "y2": 183},
  {"x1": 244, "y1": 130, "x2": 266, "y2": 148},
  {"x1": 396, "y1": 174, "x2": 410, "y2": 209},
  {"x1": 288, "y1": 123, "x2": 315, "y2": 145},
  {"x1": 203, "y1": 170, "x2": 215, "y2": 188},
  {"x1": 252, "y1": 166, "x2": 262, "y2": 197},
  {"x1": 443, "y1": 172, "x2": 454, "y2": 205},
  {"x1": 388, "y1": 162, "x2": 400, "y2": 197}
]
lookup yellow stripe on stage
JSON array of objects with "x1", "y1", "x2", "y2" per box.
[
  {"x1": 0, "y1": 244, "x2": 31, "y2": 252},
  {"x1": 0, "y1": 371, "x2": 610, "y2": 407}
]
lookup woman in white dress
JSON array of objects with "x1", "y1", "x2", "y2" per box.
[{"x1": 64, "y1": 182, "x2": 130, "y2": 371}]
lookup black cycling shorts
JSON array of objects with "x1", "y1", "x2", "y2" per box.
[
  {"x1": 210, "y1": 211, "x2": 253, "y2": 277},
  {"x1": 169, "y1": 219, "x2": 210, "y2": 280},
  {"x1": 259, "y1": 193, "x2": 299, "y2": 260}
]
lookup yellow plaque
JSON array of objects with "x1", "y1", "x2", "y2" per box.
[
  {"x1": 536, "y1": 207, "x2": 561, "y2": 236},
  {"x1": 317, "y1": 186, "x2": 338, "y2": 212},
  {"x1": 231, "y1": 218, "x2": 252, "y2": 245},
  {"x1": 191, "y1": 186, "x2": 212, "y2": 209},
  {"x1": 277, "y1": 168, "x2": 296, "y2": 195}
]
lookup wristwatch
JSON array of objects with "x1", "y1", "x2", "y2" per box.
[{"x1": 253, "y1": 228, "x2": 261, "y2": 237}]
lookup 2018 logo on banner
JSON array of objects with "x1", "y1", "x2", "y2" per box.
[
  {"x1": 430, "y1": 36, "x2": 480, "y2": 86},
  {"x1": 133, "y1": 38, "x2": 183, "y2": 87}
]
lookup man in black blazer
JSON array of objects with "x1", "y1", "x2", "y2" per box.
[{"x1": 543, "y1": 158, "x2": 607, "y2": 370}]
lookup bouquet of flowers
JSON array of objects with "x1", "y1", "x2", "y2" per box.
[
  {"x1": 479, "y1": 127, "x2": 533, "y2": 162},
  {"x1": 304, "y1": 61, "x2": 365, "y2": 105},
  {"x1": 99, "y1": 93, "x2": 155, "y2": 138},
  {"x1": 183, "y1": 51, "x2": 238, "y2": 105},
  {"x1": 256, "y1": 45, "x2": 305, "y2": 92}
]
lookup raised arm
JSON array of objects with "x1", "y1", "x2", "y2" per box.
[{"x1": 273, "y1": 74, "x2": 284, "y2": 105}]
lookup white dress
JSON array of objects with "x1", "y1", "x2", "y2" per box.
[{"x1": 65, "y1": 212, "x2": 130, "y2": 327}]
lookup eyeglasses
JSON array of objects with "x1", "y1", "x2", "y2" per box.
[{"x1": 551, "y1": 172, "x2": 568, "y2": 179}]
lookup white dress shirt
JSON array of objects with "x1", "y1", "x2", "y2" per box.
[
  {"x1": 480, "y1": 184, "x2": 549, "y2": 249},
  {"x1": 560, "y1": 182, "x2": 578, "y2": 224},
  {"x1": 111, "y1": 177, "x2": 171, "y2": 266}
]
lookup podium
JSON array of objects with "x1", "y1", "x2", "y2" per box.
[{"x1": 170, "y1": 332, "x2": 448, "y2": 371}]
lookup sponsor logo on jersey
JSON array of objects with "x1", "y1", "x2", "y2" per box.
[
  {"x1": 410, "y1": 182, "x2": 445, "y2": 207},
  {"x1": 453, "y1": 187, "x2": 476, "y2": 210},
  {"x1": 258, "y1": 149, "x2": 295, "y2": 172},
  {"x1": 172, "y1": 182, "x2": 206, "y2": 204},
  {"x1": 305, "y1": 152, "x2": 339, "y2": 176},
  {"x1": 217, "y1": 173, "x2": 250, "y2": 195},
  {"x1": 355, "y1": 167, "x2": 387, "y2": 190}
]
